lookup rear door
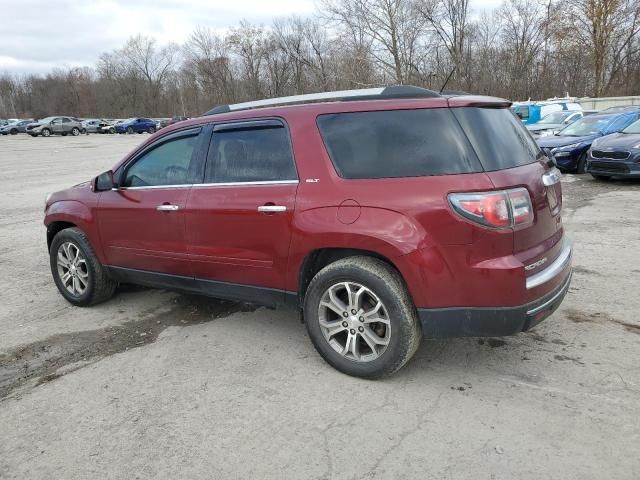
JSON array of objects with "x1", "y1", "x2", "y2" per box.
[
  {"x1": 185, "y1": 119, "x2": 298, "y2": 299},
  {"x1": 96, "y1": 127, "x2": 203, "y2": 276}
]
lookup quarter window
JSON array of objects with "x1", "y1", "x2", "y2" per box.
[
  {"x1": 123, "y1": 135, "x2": 197, "y2": 187},
  {"x1": 317, "y1": 109, "x2": 483, "y2": 179},
  {"x1": 204, "y1": 125, "x2": 297, "y2": 183}
]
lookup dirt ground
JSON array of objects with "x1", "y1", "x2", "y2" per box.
[{"x1": 0, "y1": 134, "x2": 639, "y2": 479}]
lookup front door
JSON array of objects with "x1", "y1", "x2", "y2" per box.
[
  {"x1": 96, "y1": 128, "x2": 202, "y2": 277},
  {"x1": 185, "y1": 119, "x2": 298, "y2": 300}
]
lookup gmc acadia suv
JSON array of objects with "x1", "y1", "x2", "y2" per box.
[{"x1": 44, "y1": 86, "x2": 572, "y2": 378}]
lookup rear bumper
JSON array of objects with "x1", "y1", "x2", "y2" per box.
[{"x1": 418, "y1": 244, "x2": 572, "y2": 337}]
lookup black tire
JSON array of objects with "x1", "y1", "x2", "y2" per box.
[
  {"x1": 10, "y1": 128, "x2": 18, "y2": 135},
  {"x1": 127, "y1": 126, "x2": 134, "y2": 134},
  {"x1": 591, "y1": 174, "x2": 612, "y2": 181},
  {"x1": 576, "y1": 153, "x2": 587, "y2": 174},
  {"x1": 30, "y1": 134, "x2": 38, "y2": 137},
  {"x1": 61, "y1": 132, "x2": 67, "y2": 136},
  {"x1": 50, "y1": 227, "x2": 117, "y2": 306},
  {"x1": 71, "y1": 127, "x2": 80, "y2": 136},
  {"x1": 41, "y1": 128, "x2": 51, "y2": 137},
  {"x1": 109, "y1": 127, "x2": 115, "y2": 134},
  {"x1": 148, "y1": 126, "x2": 156, "y2": 134},
  {"x1": 303, "y1": 256, "x2": 422, "y2": 378}
]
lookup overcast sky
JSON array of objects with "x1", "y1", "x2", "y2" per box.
[{"x1": 0, "y1": 0, "x2": 501, "y2": 75}]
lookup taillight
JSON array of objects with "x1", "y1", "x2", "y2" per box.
[{"x1": 449, "y1": 188, "x2": 533, "y2": 229}]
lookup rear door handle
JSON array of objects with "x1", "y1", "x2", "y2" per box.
[
  {"x1": 156, "y1": 204, "x2": 180, "y2": 212},
  {"x1": 257, "y1": 205, "x2": 287, "y2": 213}
]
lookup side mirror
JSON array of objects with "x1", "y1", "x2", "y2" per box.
[{"x1": 95, "y1": 170, "x2": 116, "y2": 191}]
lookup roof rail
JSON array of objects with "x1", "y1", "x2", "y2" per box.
[{"x1": 203, "y1": 85, "x2": 440, "y2": 116}]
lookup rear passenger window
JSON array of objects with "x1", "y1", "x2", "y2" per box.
[
  {"x1": 317, "y1": 109, "x2": 482, "y2": 179},
  {"x1": 205, "y1": 125, "x2": 297, "y2": 183}
]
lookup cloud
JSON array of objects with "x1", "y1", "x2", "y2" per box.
[
  {"x1": 0, "y1": 0, "x2": 315, "y2": 74},
  {"x1": 0, "y1": 0, "x2": 502, "y2": 75}
]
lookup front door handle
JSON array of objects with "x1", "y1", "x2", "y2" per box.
[
  {"x1": 156, "y1": 204, "x2": 180, "y2": 212},
  {"x1": 257, "y1": 205, "x2": 287, "y2": 213}
]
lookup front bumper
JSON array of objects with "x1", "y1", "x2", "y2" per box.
[
  {"x1": 418, "y1": 241, "x2": 573, "y2": 337},
  {"x1": 586, "y1": 158, "x2": 640, "y2": 177}
]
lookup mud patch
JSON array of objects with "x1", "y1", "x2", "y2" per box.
[
  {"x1": 554, "y1": 354, "x2": 584, "y2": 365},
  {"x1": 572, "y1": 266, "x2": 601, "y2": 277},
  {"x1": 487, "y1": 338, "x2": 507, "y2": 348},
  {"x1": 565, "y1": 308, "x2": 640, "y2": 334},
  {"x1": 0, "y1": 294, "x2": 255, "y2": 399}
]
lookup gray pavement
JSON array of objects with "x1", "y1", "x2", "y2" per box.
[{"x1": 0, "y1": 134, "x2": 638, "y2": 479}]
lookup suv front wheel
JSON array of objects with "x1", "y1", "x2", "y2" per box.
[
  {"x1": 304, "y1": 257, "x2": 421, "y2": 378},
  {"x1": 50, "y1": 227, "x2": 117, "y2": 306}
]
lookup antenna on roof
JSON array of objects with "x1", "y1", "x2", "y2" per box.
[{"x1": 439, "y1": 68, "x2": 456, "y2": 94}]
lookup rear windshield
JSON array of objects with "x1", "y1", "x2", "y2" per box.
[
  {"x1": 317, "y1": 107, "x2": 539, "y2": 179},
  {"x1": 317, "y1": 109, "x2": 483, "y2": 179},
  {"x1": 451, "y1": 108, "x2": 541, "y2": 171}
]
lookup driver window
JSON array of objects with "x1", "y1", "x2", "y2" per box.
[{"x1": 123, "y1": 135, "x2": 197, "y2": 187}]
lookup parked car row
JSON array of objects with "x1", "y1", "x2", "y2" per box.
[
  {"x1": 531, "y1": 106, "x2": 640, "y2": 179},
  {"x1": 0, "y1": 115, "x2": 190, "y2": 138}
]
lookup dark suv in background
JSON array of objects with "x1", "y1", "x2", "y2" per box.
[{"x1": 44, "y1": 86, "x2": 572, "y2": 378}]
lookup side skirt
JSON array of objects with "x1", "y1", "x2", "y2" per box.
[{"x1": 106, "y1": 266, "x2": 298, "y2": 308}]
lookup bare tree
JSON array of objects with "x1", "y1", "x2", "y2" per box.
[{"x1": 321, "y1": 0, "x2": 426, "y2": 84}]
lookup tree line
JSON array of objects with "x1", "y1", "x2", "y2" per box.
[{"x1": 1, "y1": 0, "x2": 639, "y2": 119}]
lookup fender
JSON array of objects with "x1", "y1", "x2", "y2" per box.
[
  {"x1": 285, "y1": 206, "x2": 434, "y2": 292},
  {"x1": 44, "y1": 200, "x2": 106, "y2": 263}
]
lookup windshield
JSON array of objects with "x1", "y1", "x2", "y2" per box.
[
  {"x1": 539, "y1": 112, "x2": 572, "y2": 124},
  {"x1": 558, "y1": 116, "x2": 611, "y2": 136},
  {"x1": 622, "y1": 119, "x2": 640, "y2": 134}
]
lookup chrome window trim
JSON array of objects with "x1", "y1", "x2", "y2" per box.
[
  {"x1": 526, "y1": 239, "x2": 572, "y2": 290},
  {"x1": 193, "y1": 180, "x2": 299, "y2": 188},
  {"x1": 114, "y1": 184, "x2": 192, "y2": 191},
  {"x1": 114, "y1": 180, "x2": 299, "y2": 191}
]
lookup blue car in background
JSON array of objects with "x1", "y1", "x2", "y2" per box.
[
  {"x1": 115, "y1": 117, "x2": 157, "y2": 134},
  {"x1": 537, "y1": 111, "x2": 640, "y2": 172}
]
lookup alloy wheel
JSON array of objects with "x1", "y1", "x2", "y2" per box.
[
  {"x1": 318, "y1": 282, "x2": 391, "y2": 362},
  {"x1": 56, "y1": 242, "x2": 89, "y2": 296}
]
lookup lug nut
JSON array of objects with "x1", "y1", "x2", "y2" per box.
[
  {"x1": 343, "y1": 312, "x2": 348, "y2": 317},
  {"x1": 359, "y1": 316, "x2": 364, "y2": 322},
  {"x1": 351, "y1": 309, "x2": 357, "y2": 314},
  {"x1": 342, "y1": 321, "x2": 348, "y2": 327},
  {"x1": 350, "y1": 329, "x2": 356, "y2": 334},
  {"x1": 358, "y1": 326, "x2": 364, "y2": 332}
]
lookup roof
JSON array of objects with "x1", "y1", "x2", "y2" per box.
[{"x1": 202, "y1": 85, "x2": 510, "y2": 117}]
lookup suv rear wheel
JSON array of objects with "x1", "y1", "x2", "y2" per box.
[
  {"x1": 41, "y1": 128, "x2": 51, "y2": 137},
  {"x1": 71, "y1": 127, "x2": 80, "y2": 136},
  {"x1": 50, "y1": 227, "x2": 117, "y2": 306},
  {"x1": 304, "y1": 257, "x2": 421, "y2": 378}
]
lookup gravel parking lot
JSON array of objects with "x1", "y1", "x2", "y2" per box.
[{"x1": 1, "y1": 134, "x2": 639, "y2": 479}]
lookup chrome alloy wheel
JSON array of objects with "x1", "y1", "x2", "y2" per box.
[
  {"x1": 56, "y1": 242, "x2": 89, "y2": 296},
  {"x1": 318, "y1": 282, "x2": 391, "y2": 362}
]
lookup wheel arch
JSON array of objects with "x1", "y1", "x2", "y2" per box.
[
  {"x1": 47, "y1": 221, "x2": 77, "y2": 251},
  {"x1": 297, "y1": 247, "x2": 406, "y2": 304}
]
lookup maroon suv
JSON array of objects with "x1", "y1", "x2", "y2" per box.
[{"x1": 44, "y1": 86, "x2": 572, "y2": 378}]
